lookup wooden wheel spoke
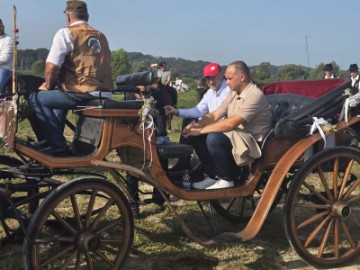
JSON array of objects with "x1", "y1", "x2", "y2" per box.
[
  {"x1": 333, "y1": 158, "x2": 339, "y2": 196},
  {"x1": 340, "y1": 219, "x2": 356, "y2": 248},
  {"x1": 95, "y1": 218, "x2": 122, "y2": 235},
  {"x1": 334, "y1": 219, "x2": 339, "y2": 257},
  {"x1": 94, "y1": 250, "x2": 114, "y2": 266},
  {"x1": 316, "y1": 167, "x2": 334, "y2": 200},
  {"x1": 90, "y1": 198, "x2": 115, "y2": 230},
  {"x1": 303, "y1": 182, "x2": 329, "y2": 204},
  {"x1": 304, "y1": 215, "x2": 332, "y2": 248},
  {"x1": 338, "y1": 159, "x2": 354, "y2": 200},
  {"x1": 40, "y1": 244, "x2": 75, "y2": 267},
  {"x1": 296, "y1": 203, "x2": 330, "y2": 210},
  {"x1": 343, "y1": 177, "x2": 360, "y2": 201},
  {"x1": 85, "y1": 189, "x2": 98, "y2": 229},
  {"x1": 101, "y1": 237, "x2": 124, "y2": 244},
  {"x1": 51, "y1": 210, "x2": 76, "y2": 235},
  {"x1": 318, "y1": 218, "x2": 334, "y2": 258},
  {"x1": 346, "y1": 194, "x2": 360, "y2": 205},
  {"x1": 60, "y1": 251, "x2": 78, "y2": 270},
  {"x1": 75, "y1": 252, "x2": 81, "y2": 270},
  {"x1": 70, "y1": 194, "x2": 83, "y2": 231},
  {"x1": 84, "y1": 251, "x2": 94, "y2": 270},
  {"x1": 297, "y1": 211, "x2": 328, "y2": 230},
  {"x1": 351, "y1": 207, "x2": 360, "y2": 213}
]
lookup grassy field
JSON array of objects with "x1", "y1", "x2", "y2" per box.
[{"x1": 0, "y1": 90, "x2": 359, "y2": 269}]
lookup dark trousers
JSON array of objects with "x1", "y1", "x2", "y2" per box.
[{"x1": 202, "y1": 132, "x2": 242, "y2": 181}]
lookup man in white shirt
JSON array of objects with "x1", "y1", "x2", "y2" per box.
[
  {"x1": 0, "y1": 19, "x2": 13, "y2": 95},
  {"x1": 324, "y1": 63, "x2": 336, "y2": 79},
  {"x1": 29, "y1": 1, "x2": 112, "y2": 156},
  {"x1": 348, "y1": 64, "x2": 360, "y2": 94},
  {"x1": 164, "y1": 62, "x2": 230, "y2": 177}
]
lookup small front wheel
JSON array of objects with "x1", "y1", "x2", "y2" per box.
[
  {"x1": 284, "y1": 147, "x2": 360, "y2": 268},
  {"x1": 24, "y1": 177, "x2": 134, "y2": 270}
]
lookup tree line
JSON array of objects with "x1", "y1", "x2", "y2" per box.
[{"x1": 17, "y1": 48, "x2": 349, "y2": 85}]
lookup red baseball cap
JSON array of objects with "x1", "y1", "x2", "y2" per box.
[{"x1": 203, "y1": 63, "x2": 221, "y2": 77}]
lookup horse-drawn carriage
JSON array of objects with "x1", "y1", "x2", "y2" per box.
[{"x1": 0, "y1": 70, "x2": 359, "y2": 269}]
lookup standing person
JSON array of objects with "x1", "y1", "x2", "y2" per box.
[
  {"x1": 323, "y1": 63, "x2": 336, "y2": 79},
  {"x1": 0, "y1": 18, "x2": 13, "y2": 95},
  {"x1": 185, "y1": 60, "x2": 271, "y2": 190},
  {"x1": 348, "y1": 64, "x2": 360, "y2": 94},
  {"x1": 151, "y1": 62, "x2": 171, "y2": 86},
  {"x1": 29, "y1": 1, "x2": 112, "y2": 156},
  {"x1": 164, "y1": 63, "x2": 230, "y2": 174}
]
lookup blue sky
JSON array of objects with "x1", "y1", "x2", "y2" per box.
[{"x1": 0, "y1": 0, "x2": 359, "y2": 69}]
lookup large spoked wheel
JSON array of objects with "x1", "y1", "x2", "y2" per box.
[
  {"x1": 284, "y1": 147, "x2": 360, "y2": 268},
  {"x1": 24, "y1": 177, "x2": 134, "y2": 270},
  {"x1": 210, "y1": 176, "x2": 287, "y2": 223}
]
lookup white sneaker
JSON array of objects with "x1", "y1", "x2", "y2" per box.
[
  {"x1": 192, "y1": 177, "x2": 217, "y2": 189},
  {"x1": 206, "y1": 179, "x2": 234, "y2": 190}
]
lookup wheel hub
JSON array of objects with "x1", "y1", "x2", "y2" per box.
[
  {"x1": 332, "y1": 201, "x2": 351, "y2": 218},
  {"x1": 78, "y1": 232, "x2": 101, "y2": 252}
]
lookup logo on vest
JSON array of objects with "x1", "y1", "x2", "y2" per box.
[{"x1": 88, "y1": 38, "x2": 102, "y2": 54}]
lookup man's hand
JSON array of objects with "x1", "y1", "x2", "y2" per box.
[
  {"x1": 38, "y1": 82, "x2": 48, "y2": 91},
  {"x1": 182, "y1": 120, "x2": 200, "y2": 138},
  {"x1": 164, "y1": 105, "x2": 179, "y2": 116}
]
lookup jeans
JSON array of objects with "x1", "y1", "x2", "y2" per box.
[
  {"x1": 191, "y1": 134, "x2": 217, "y2": 178},
  {"x1": 29, "y1": 89, "x2": 97, "y2": 150},
  {"x1": 0, "y1": 68, "x2": 12, "y2": 95},
  {"x1": 205, "y1": 132, "x2": 242, "y2": 181}
]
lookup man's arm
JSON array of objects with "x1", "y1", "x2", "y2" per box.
[{"x1": 39, "y1": 62, "x2": 60, "y2": 90}]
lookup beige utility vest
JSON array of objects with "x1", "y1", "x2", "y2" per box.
[{"x1": 60, "y1": 24, "x2": 113, "y2": 93}]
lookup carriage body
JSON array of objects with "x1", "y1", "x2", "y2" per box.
[{"x1": 0, "y1": 72, "x2": 359, "y2": 268}]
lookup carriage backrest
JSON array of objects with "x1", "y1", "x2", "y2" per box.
[{"x1": 266, "y1": 94, "x2": 313, "y2": 128}]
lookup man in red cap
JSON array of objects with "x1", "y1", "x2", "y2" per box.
[
  {"x1": 185, "y1": 61, "x2": 271, "y2": 189},
  {"x1": 164, "y1": 62, "x2": 230, "y2": 178}
]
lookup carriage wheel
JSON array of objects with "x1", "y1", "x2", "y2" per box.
[
  {"x1": 24, "y1": 178, "x2": 134, "y2": 270},
  {"x1": 284, "y1": 147, "x2": 360, "y2": 268},
  {"x1": 210, "y1": 181, "x2": 286, "y2": 223}
]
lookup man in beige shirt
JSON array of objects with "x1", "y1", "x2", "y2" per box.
[{"x1": 184, "y1": 60, "x2": 271, "y2": 189}]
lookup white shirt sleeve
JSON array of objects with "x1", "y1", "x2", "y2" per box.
[
  {"x1": 178, "y1": 91, "x2": 210, "y2": 118},
  {"x1": 0, "y1": 35, "x2": 13, "y2": 69},
  {"x1": 46, "y1": 28, "x2": 73, "y2": 67}
]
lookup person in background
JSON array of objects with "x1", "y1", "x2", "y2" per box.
[
  {"x1": 175, "y1": 76, "x2": 183, "y2": 91},
  {"x1": 151, "y1": 61, "x2": 171, "y2": 86},
  {"x1": 185, "y1": 60, "x2": 271, "y2": 190},
  {"x1": 0, "y1": 18, "x2": 13, "y2": 95},
  {"x1": 164, "y1": 63, "x2": 230, "y2": 175},
  {"x1": 348, "y1": 63, "x2": 360, "y2": 94},
  {"x1": 323, "y1": 63, "x2": 336, "y2": 79},
  {"x1": 29, "y1": 1, "x2": 112, "y2": 156}
]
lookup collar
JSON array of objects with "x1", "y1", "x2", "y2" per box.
[
  {"x1": 69, "y1": 21, "x2": 88, "y2": 26},
  {"x1": 238, "y1": 82, "x2": 253, "y2": 99},
  {"x1": 213, "y1": 80, "x2": 227, "y2": 96}
]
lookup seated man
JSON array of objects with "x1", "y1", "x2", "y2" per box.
[
  {"x1": 0, "y1": 18, "x2": 13, "y2": 96},
  {"x1": 29, "y1": 1, "x2": 112, "y2": 156},
  {"x1": 185, "y1": 60, "x2": 272, "y2": 189},
  {"x1": 164, "y1": 63, "x2": 230, "y2": 176}
]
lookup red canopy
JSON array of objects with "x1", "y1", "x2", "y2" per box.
[{"x1": 261, "y1": 78, "x2": 348, "y2": 98}]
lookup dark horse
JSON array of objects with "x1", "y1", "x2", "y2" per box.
[{"x1": 155, "y1": 81, "x2": 177, "y2": 132}]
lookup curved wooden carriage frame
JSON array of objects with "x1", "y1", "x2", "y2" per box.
[
  {"x1": 1, "y1": 69, "x2": 360, "y2": 268},
  {"x1": 10, "y1": 95, "x2": 360, "y2": 244}
]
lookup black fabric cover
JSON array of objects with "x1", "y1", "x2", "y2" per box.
[
  {"x1": 273, "y1": 80, "x2": 351, "y2": 139},
  {"x1": 116, "y1": 71, "x2": 153, "y2": 87}
]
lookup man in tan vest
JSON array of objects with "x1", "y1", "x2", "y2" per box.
[{"x1": 29, "y1": 1, "x2": 112, "y2": 156}]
